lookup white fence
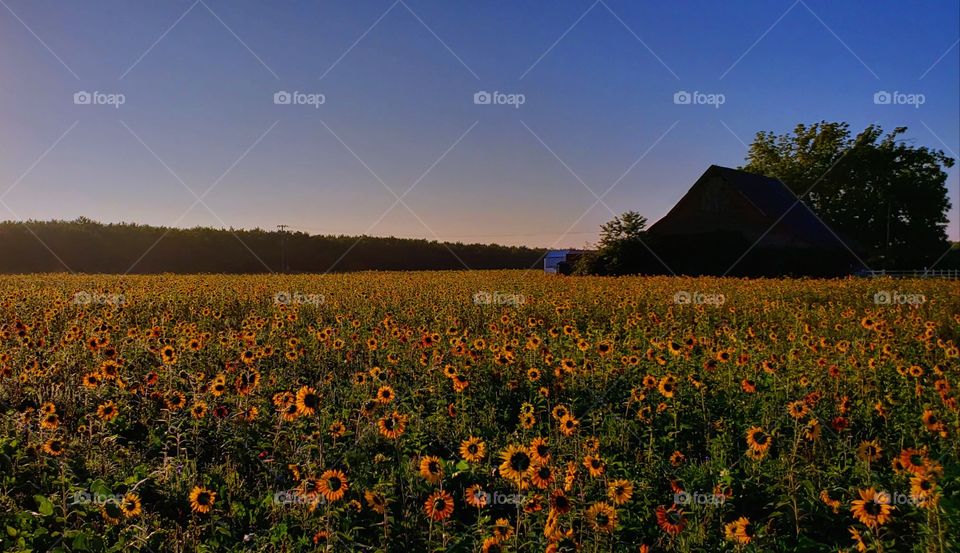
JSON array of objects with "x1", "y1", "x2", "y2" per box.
[{"x1": 859, "y1": 269, "x2": 960, "y2": 279}]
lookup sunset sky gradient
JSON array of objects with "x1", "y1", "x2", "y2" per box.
[{"x1": 1, "y1": 0, "x2": 957, "y2": 248}]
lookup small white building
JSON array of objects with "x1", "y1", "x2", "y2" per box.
[{"x1": 544, "y1": 249, "x2": 590, "y2": 274}]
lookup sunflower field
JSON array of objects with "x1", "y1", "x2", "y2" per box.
[{"x1": 0, "y1": 272, "x2": 957, "y2": 552}]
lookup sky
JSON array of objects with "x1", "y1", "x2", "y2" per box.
[{"x1": 1, "y1": 0, "x2": 957, "y2": 251}]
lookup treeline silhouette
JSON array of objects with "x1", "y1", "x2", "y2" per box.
[{"x1": 0, "y1": 219, "x2": 546, "y2": 273}]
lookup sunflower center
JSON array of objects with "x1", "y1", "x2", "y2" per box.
[{"x1": 510, "y1": 452, "x2": 530, "y2": 472}]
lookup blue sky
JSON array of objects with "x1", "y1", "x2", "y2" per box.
[{"x1": 1, "y1": 0, "x2": 957, "y2": 250}]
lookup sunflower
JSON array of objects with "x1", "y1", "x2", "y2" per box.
[
  {"x1": 424, "y1": 489, "x2": 454, "y2": 521},
  {"x1": 312, "y1": 530, "x2": 331, "y2": 545},
  {"x1": 299, "y1": 477, "x2": 322, "y2": 499},
  {"x1": 376, "y1": 385, "x2": 395, "y2": 404},
  {"x1": 856, "y1": 440, "x2": 883, "y2": 463},
  {"x1": 530, "y1": 462, "x2": 555, "y2": 489},
  {"x1": 898, "y1": 448, "x2": 928, "y2": 475},
  {"x1": 723, "y1": 516, "x2": 753, "y2": 544},
  {"x1": 82, "y1": 372, "x2": 102, "y2": 389},
  {"x1": 745, "y1": 426, "x2": 772, "y2": 457},
  {"x1": 583, "y1": 455, "x2": 605, "y2": 478},
  {"x1": 658, "y1": 375, "x2": 676, "y2": 398},
  {"x1": 607, "y1": 479, "x2": 633, "y2": 505},
  {"x1": 121, "y1": 493, "x2": 142, "y2": 518},
  {"x1": 499, "y1": 445, "x2": 533, "y2": 481},
  {"x1": 42, "y1": 438, "x2": 65, "y2": 456},
  {"x1": 741, "y1": 379, "x2": 756, "y2": 393},
  {"x1": 189, "y1": 486, "x2": 216, "y2": 513},
  {"x1": 655, "y1": 505, "x2": 686, "y2": 536},
  {"x1": 909, "y1": 473, "x2": 938, "y2": 508},
  {"x1": 96, "y1": 401, "x2": 119, "y2": 421},
  {"x1": 549, "y1": 489, "x2": 572, "y2": 515},
  {"x1": 558, "y1": 414, "x2": 579, "y2": 436},
  {"x1": 551, "y1": 405, "x2": 569, "y2": 420},
  {"x1": 786, "y1": 400, "x2": 809, "y2": 419},
  {"x1": 100, "y1": 501, "x2": 123, "y2": 524},
  {"x1": 295, "y1": 386, "x2": 321, "y2": 416},
  {"x1": 669, "y1": 450, "x2": 685, "y2": 467},
  {"x1": 530, "y1": 436, "x2": 550, "y2": 463},
  {"x1": 419, "y1": 456, "x2": 444, "y2": 483},
  {"x1": 364, "y1": 489, "x2": 386, "y2": 513},
  {"x1": 922, "y1": 410, "x2": 944, "y2": 433},
  {"x1": 378, "y1": 411, "x2": 408, "y2": 439},
  {"x1": 329, "y1": 420, "x2": 346, "y2": 438},
  {"x1": 481, "y1": 537, "x2": 503, "y2": 553},
  {"x1": 460, "y1": 436, "x2": 486, "y2": 463},
  {"x1": 452, "y1": 375, "x2": 470, "y2": 392},
  {"x1": 850, "y1": 488, "x2": 894, "y2": 528},
  {"x1": 209, "y1": 376, "x2": 227, "y2": 397},
  {"x1": 820, "y1": 490, "x2": 841, "y2": 513},
  {"x1": 40, "y1": 412, "x2": 60, "y2": 430},
  {"x1": 318, "y1": 469, "x2": 348, "y2": 502},
  {"x1": 190, "y1": 401, "x2": 208, "y2": 419},
  {"x1": 160, "y1": 345, "x2": 177, "y2": 365},
  {"x1": 165, "y1": 391, "x2": 186, "y2": 411},
  {"x1": 849, "y1": 527, "x2": 867, "y2": 552},
  {"x1": 466, "y1": 484, "x2": 488, "y2": 508},
  {"x1": 482, "y1": 518, "x2": 510, "y2": 543}
]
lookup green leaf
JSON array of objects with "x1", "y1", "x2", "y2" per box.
[{"x1": 34, "y1": 495, "x2": 54, "y2": 517}]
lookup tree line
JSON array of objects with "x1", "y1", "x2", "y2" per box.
[{"x1": 0, "y1": 219, "x2": 546, "y2": 273}]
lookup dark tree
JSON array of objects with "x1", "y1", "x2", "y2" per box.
[{"x1": 742, "y1": 122, "x2": 954, "y2": 269}]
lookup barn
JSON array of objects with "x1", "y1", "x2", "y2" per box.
[{"x1": 645, "y1": 165, "x2": 862, "y2": 276}]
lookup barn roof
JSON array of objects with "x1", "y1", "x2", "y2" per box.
[{"x1": 651, "y1": 165, "x2": 854, "y2": 251}]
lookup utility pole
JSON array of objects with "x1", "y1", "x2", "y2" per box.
[{"x1": 277, "y1": 224, "x2": 289, "y2": 273}]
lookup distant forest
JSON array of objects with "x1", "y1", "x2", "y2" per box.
[{"x1": 0, "y1": 219, "x2": 547, "y2": 273}]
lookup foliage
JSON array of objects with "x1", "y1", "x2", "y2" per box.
[{"x1": 742, "y1": 122, "x2": 955, "y2": 269}]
